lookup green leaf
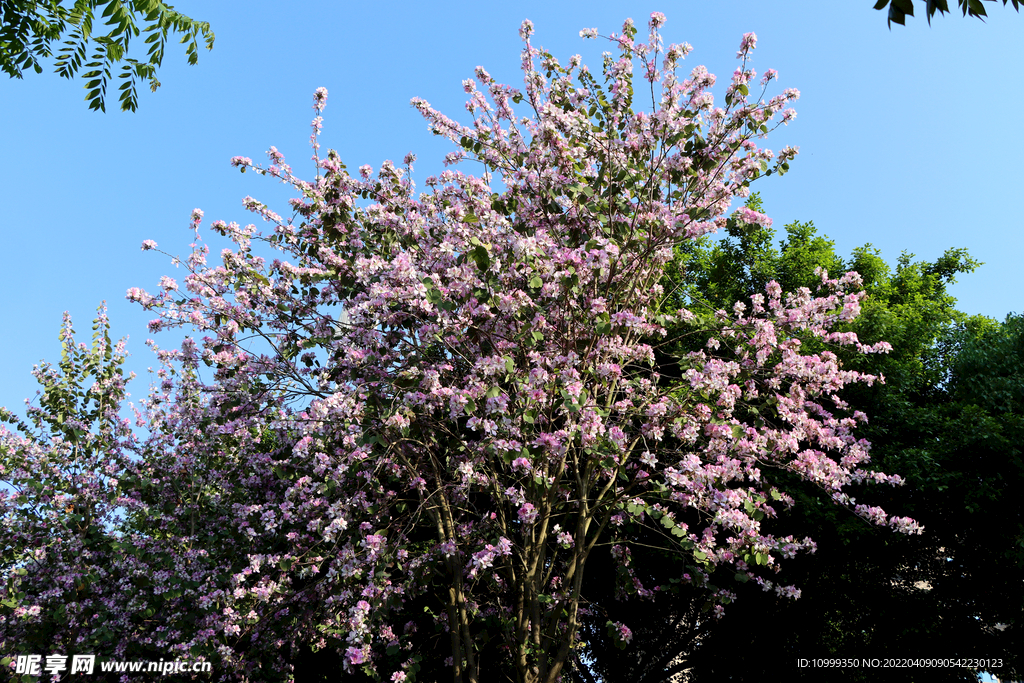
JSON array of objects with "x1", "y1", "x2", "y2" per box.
[
  {"x1": 529, "y1": 276, "x2": 543, "y2": 289},
  {"x1": 472, "y1": 245, "x2": 491, "y2": 272}
]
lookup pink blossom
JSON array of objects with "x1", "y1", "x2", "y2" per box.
[
  {"x1": 346, "y1": 647, "x2": 368, "y2": 666},
  {"x1": 313, "y1": 86, "x2": 328, "y2": 110},
  {"x1": 518, "y1": 503, "x2": 538, "y2": 525},
  {"x1": 738, "y1": 32, "x2": 757, "y2": 56}
]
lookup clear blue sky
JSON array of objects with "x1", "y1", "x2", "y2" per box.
[{"x1": 1, "y1": 0, "x2": 1021, "y2": 417}]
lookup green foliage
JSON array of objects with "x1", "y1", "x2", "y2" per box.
[
  {"x1": 948, "y1": 313, "x2": 1024, "y2": 413},
  {"x1": 681, "y1": 213, "x2": 1020, "y2": 681},
  {"x1": 0, "y1": 0, "x2": 214, "y2": 111},
  {"x1": 873, "y1": 0, "x2": 1022, "y2": 26},
  {"x1": 586, "y1": 197, "x2": 1024, "y2": 682}
]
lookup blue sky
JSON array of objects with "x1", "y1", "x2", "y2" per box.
[{"x1": 1, "y1": 0, "x2": 1021, "y2": 417}]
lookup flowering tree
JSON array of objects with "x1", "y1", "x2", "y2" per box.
[{"x1": 2, "y1": 14, "x2": 920, "y2": 683}]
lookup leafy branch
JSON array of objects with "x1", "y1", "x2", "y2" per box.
[{"x1": 1, "y1": 0, "x2": 214, "y2": 111}]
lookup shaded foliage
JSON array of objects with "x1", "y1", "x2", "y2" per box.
[{"x1": 874, "y1": 0, "x2": 1021, "y2": 26}]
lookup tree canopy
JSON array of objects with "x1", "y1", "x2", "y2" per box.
[{"x1": 1, "y1": 0, "x2": 213, "y2": 111}]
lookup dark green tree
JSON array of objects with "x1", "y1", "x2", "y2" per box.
[
  {"x1": 1, "y1": 0, "x2": 213, "y2": 111},
  {"x1": 582, "y1": 197, "x2": 1023, "y2": 682},
  {"x1": 683, "y1": 311, "x2": 1023, "y2": 683}
]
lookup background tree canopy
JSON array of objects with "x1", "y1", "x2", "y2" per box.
[
  {"x1": 580, "y1": 195, "x2": 1023, "y2": 682},
  {"x1": 0, "y1": 0, "x2": 213, "y2": 111}
]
